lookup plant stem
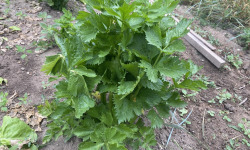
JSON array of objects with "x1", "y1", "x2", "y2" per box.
[
  {"x1": 131, "y1": 52, "x2": 163, "y2": 100},
  {"x1": 108, "y1": 93, "x2": 113, "y2": 111},
  {"x1": 153, "y1": 52, "x2": 163, "y2": 67},
  {"x1": 101, "y1": 93, "x2": 107, "y2": 104},
  {"x1": 105, "y1": 143, "x2": 110, "y2": 150}
]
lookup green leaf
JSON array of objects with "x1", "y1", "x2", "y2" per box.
[
  {"x1": 121, "y1": 62, "x2": 139, "y2": 78},
  {"x1": 85, "y1": 75, "x2": 102, "y2": 91},
  {"x1": 78, "y1": 142, "x2": 104, "y2": 150},
  {"x1": 140, "y1": 76, "x2": 163, "y2": 91},
  {"x1": 76, "y1": 11, "x2": 91, "y2": 20},
  {"x1": 78, "y1": 22, "x2": 98, "y2": 42},
  {"x1": 174, "y1": 79, "x2": 207, "y2": 91},
  {"x1": 160, "y1": 16, "x2": 175, "y2": 32},
  {"x1": 16, "y1": 45, "x2": 25, "y2": 53},
  {"x1": 101, "y1": 112, "x2": 113, "y2": 126},
  {"x1": 73, "y1": 118, "x2": 95, "y2": 139},
  {"x1": 98, "y1": 84, "x2": 117, "y2": 93},
  {"x1": 145, "y1": 25, "x2": 162, "y2": 49},
  {"x1": 117, "y1": 81, "x2": 136, "y2": 95},
  {"x1": 38, "y1": 100, "x2": 52, "y2": 117},
  {"x1": 73, "y1": 66, "x2": 97, "y2": 77},
  {"x1": 0, "y1": 116, "x2": 37, "y2": 146},
  {"x1": 55, "y1": 81, "x2": 71, "y2": 98},
  {"x1": 228, "y1": 124, "x2": 241, "y2": 132},
  {"x1": 139, "y1": 60, "x2": 158, "y2": 83},
  {"x1": 147, "y1": 109, "x2": 164, "y2": 128},
  {"x1": 155, "y1": 103, "x2": 170, "y2": 118},
  {"x1": 41, "y1": 55, "x2": 62, "y2": 74},
  {"x1": 26, "y1": 50, "x2": 33, "y2": 54},
  {"x1": 163, "y1": 92, "x2": 187, "y2": 108},
  {"x1": 128, "y1": 33, "x2": 160, "y2": 61},
  {"x1": 73, "y1": 95, "x2": 95, "y2": 118},
  {"x1": 121, "y1": 29, "x2": 133, "y2": 50},
  {"x1": 156, "y1": 56, "x2": 187, "y2": 79},
  {"x1": 109, "y1": 143, "x2": 127, "y2": 150},
  {"x1": 114, "y1": 96, "x2": 135, "y2": 123},
  {"x1": 21, "y1": 54, "x2": 27, "y2": 59},
  {"x1": 139, "y1": 127, "x2": 156, "y2": 149},
  {"x1": 165, "y1": 18, "x2": 192, "y2": 46},
  {"x1": 128, "y1": 17, "x2": 144, "y2": 30},
  {"x1": 9, "y1": 26, "x2": 21, "y2": 31},
  {"x1": 163, "y1": 39, "x2": 186, "y2": 54},
  {"x1": 115, "y1": 124, "x2": 138, "y2": 139},
  {"x1": 147, "y1": 0, "x2": 179, "y2": 22},
  {"x1": 137, "y1": 88, "x2": 162, "y2": 108},
  {"x1": 68, "y1": 72, "x2": 89, "y2": 97}
]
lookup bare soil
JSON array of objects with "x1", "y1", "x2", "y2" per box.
[{"x1": 0, "y1": 1, "x2": 249, "y2": 150}]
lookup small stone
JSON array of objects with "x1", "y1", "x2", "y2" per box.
[
  {"x1": 224, "y1": 103, "x2": 235, "y2": 112},
  {"x1": 27, "y1": 72, "x2": 30, "y2": 75},
  {"x1": 21, "y1": 67, "x2": 25, "y2": 71},
  {"x1": 3, "y1": 28, "x2": 9, "y2": 33},
  {"x1": 243, "y1": 60, "x2": 250, "y2": 70}
]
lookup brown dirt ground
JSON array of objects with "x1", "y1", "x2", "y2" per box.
[{"x1": 0, "y1": 1, "x2": 249, "y2": 150}]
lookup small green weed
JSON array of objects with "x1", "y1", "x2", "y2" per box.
[
  {"x1": 216, "y1": 89, "x2": 232, "y2": 104},
  {"x1": 16, "y1": 45, "x2": 32, "y2": 59},
  {"x1": 199, "y1": 75, "x2": 216, "y2": 88},
  {"x1": 228, "y1": 118, "x2": 250, "y2": 139},
  {"x1": 181, "y1": 118, "x2": 191, "y2": 126},
  {"x1": 42, "y1": 81, "x2": 50, "y2": 89},
  {"x1": 208, "y1": 98, "x2": 216, "y2": 104},
  {"x1": 219, "y1": 109, "x2": 232, "y2": 123},
  {"x1": 18, "y1": 93, "x2": 29, "y2": 105},
  {"x1": 242, "y1": 139, "x2": 250, "y2": 147},
  {"x1": 232, "y1": 94, "x2": 242, "y2": 103},
  {"x1": 223, "y1": 115, "x2": 232, "y2": 122},
  {"x1": 226, "y1": 139, "x2": 240, "y2": 150},
  {"x1": 3, "y1": 0, "x2": 10, "y2": 16},
  {"x1": 0, "y1": 92, "x2": 8, "y2": 112},
  {"x1": 238, "y1": 118, "x2": 250, "y2": 138},
  {"x1": 181, "y1": 89, "x2": 198, "y2": 98},
  {"x1": 16, "y1": 11, "x2": 27, "y2": 20},
  {"x1": 34, "y1": 23, "x2": 56, "y2": 51},
  {"x1": 194, "y1": 27, "x2": 220, "y2": 46},
  {"x1": 9, "y1": 26, "x2": 21, "y2": 31},
  {"x1": 38, "y1": 12, "x2": 52, "y2": 20},
  {"x1": 207, "y1": 110, "x2": 215, "y2": 117},
  {"x1": 226, "y1": 53, "x2": 243, "y2": 69},
  {"x1": 179, "y1": 108, "x2": 188, "y2": 117}
]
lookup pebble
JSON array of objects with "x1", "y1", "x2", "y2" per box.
[
  {"x1": 21, "y1": 67, "x2": 25, "y2": 71},
  {"x1": 27, "y1": 72, "x2": 30, "y2": 75},
  {"x1": 224, "y1": 103, "x2": 235, "y2": 112}
]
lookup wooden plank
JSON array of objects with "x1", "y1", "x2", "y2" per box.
[
  {"x1": 184, "y1": 33, "x2": 225, "y2": 68},
  {"x1": 189, "y1": 30, "x2": 216, "y2": 51}
]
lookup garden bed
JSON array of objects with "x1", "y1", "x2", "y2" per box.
[{"x1": 0, "y1": 0, "x2": 249, "y2": 149}]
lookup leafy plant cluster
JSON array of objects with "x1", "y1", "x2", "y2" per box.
[
  {"x1": 0, "y1": 92, "x2": 8, "y2": 112},
  {"x1": 39, "y1": 0, "x2": 206, "y2": 149},
  {"x1": 39, "y1": 0, "x2": 68, "y2": 10},
  {"x1": 16, "y1": 45, "x2": 32, "y2": 59},
  {"x1": 226, "y1": 52, "x2": 243, "y2": 69}
]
